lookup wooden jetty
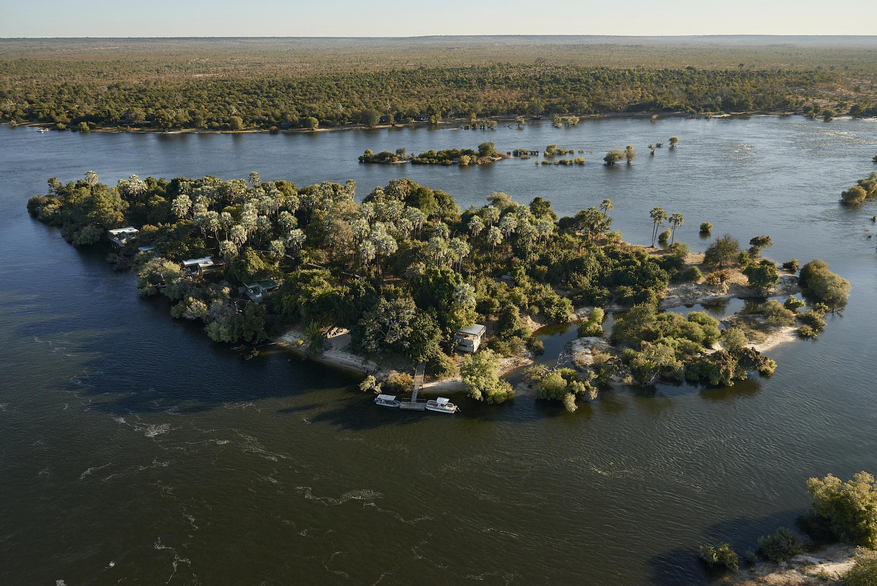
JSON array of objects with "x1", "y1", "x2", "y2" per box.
[{"x1": 399, "y1": 363, "x2": 427, "y2": 411}]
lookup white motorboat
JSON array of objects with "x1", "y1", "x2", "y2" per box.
[
  {"x1": 37, "y1": 128, "x2": 49, "y2": 133},
  {"x1": 374, "y1": 394, "x2": 401, "y2": 408},
  {"x1": 426, "y1": 397, "x2": 458, "y2": 414}
]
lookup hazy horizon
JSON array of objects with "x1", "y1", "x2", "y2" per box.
[{"x1": 4, "y1": 0, "x2": 877, "y2": 38}]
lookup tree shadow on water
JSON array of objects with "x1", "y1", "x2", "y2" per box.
[{"x1": 646, "y1": 508, "x2": 809, "y2": 586}]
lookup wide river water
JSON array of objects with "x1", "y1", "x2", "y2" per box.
[{"x1": 1, "y1": 117, "x2": 876, "y2": 585}]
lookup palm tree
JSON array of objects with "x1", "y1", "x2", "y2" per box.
[
  {"x1": 84, "y1": 170, "x2": 98, "y2": 186},
  {"x1": 650, "y1": 207, "x2": 667, "y2": 247},
  {"x1": 219, "y1": 240, "x2": 238, "y2": 261},
  {"x1": 230, "y1": 224, "x2": 248, "y2": 248},
  {"x1": 452, "y1": 283, "x2": 476, "y2": 310},
  {"x1": 448, "y1": 238, "x2": 470, "y2": 273},
  {"x1": 669, "y1": 213, "x2": 684, "y2": 244},
  {"x1": 248, "y1": 172, "x2": 261, "y2": 188},
  {"x1": 468, "y1": 215, "x2": 485, "y2": 238},
  {"x1": 171, "y1": 194, "x2": 192, "y2": 220},
  {"x1": 486, "y1": 226, "x2": 503, "y2": 264},
  {"x1": 600, "y1": 199, "x2": 614, "y2": 215}
]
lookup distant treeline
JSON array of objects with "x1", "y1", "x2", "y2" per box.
[{"x1": 3, "y1": 62, "x2": 875, "y2": 132}]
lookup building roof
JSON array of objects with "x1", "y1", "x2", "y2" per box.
[
  {"x1": 455, "y1": 324, "x2": 486, "y2": 336},
  {"x1": 182, "y1": 257, "x2": 214, "y2": 267},
  {"x1": 108, "y1": 226, "x2": 139, "y2": 235}
]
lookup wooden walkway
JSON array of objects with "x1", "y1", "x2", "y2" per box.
[{"x1": 399, "y1": 363, "x2": 427, "y2": 411}]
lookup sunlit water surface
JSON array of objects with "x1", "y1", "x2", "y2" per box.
[{"x1": 1, "y1": 117, "x2": 876, "y2": 585}]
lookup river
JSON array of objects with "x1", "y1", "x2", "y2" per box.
[{"x1": 1, "y1": 116, "x2": 876, "y2": 585}]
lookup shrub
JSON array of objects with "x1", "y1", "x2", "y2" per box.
[
  {"x1": 699, "y1": 543, "x2": 739, "y2": 572},
  {"x1": 756, "y1": 527, "x2": 804, "y2": 562},
  {"x1": 784, "y1": 295, "x2": 805, "y2": 311},
  {"x1": 658, "y1": 228, "x2": 671, "y2": 243},
  {"x1": 782, "y1": 258, "x2": 799, "y2": 272},
  {"x1": 704, "y1": 269, "x2": 731, "y2": 287},
  {"x1": 806, "y1": 471, "x2": 877, "y2": 547},
  {"x1": 798, "y1": 325, "x2": 817, "y2": 339},
  {"x1": 699, "y1": 222, "x2": 713, "y2": 234},
  {"x1": 677, "y1": 266, "x2": 702, "y2": 283},
  {"x1": 846, "y1": 548, "x2": 877, "y2": 586},
  {"x1": 577, "y1": 307, "x2": 604, "y2": 338},
  {"x1": 386, "y1": 371, "x2": 414, "y2": 392},
  {"x1": 461, "y1": 349, "x2": 514, "y2": 404},
  {"x1": 359, "y1": 375, "x2": 376, "y2": 392},
  {"x1": 763, "y1": 299, "x2": 797, "y2": 327},
  {"x1": 842, "y1": 185, "x2": 868, "y2": 205},
  {"x1": 798, "y1": 259, "x2": 851, "y2": 308},
  {"x1": 704, "y1": 234, "x2": 740, "y2": 267},
  {"x1": 721, "y1": 327, "x2": 748, "y2": 353},
  {"x1": 426, "y1": 350, "x2": 458, "y2": 379}
]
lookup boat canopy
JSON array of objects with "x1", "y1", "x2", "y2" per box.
[
  {"x1": 376, "y1": 394, "x2": 396, "y2": 401},
  {"x1": 436, "y1": 397, "x2": 450, "y2": 405}
]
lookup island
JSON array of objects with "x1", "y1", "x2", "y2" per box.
[{"x1": 27, "y1": 172, "x2": 850, "y2": 411}]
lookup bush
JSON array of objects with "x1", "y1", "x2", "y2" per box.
[
  {"x1": 756, "y1": 527, "x2": 804, "y2": 562},
  {"x1": 426, "y1": 350, "x2": 457, "y2": 379},
  {"x1": 784, "y1": 295, "x2": 805, "y2": 311},
  {"x1": 699, "y1": 222, "x2": 713, "y2": 234},
  {"x1": 676, "y1": 266, "x2": 702, "y2": 283},
  {"x1": 798, "y1": 259, "x2": 851, "y2": 308},
  {"x1": 782, "y1": 258, "x2": 799, "y2": 272},
  {"x1": 797, "y1": 325, "x2": 817, "y2": 339},
  {"x1": 577, "y1": 307, "x2": 604, "y2": 338},
  {"x1": 763, "y1": 299, "x2": 797, "y2": 327},
  {"x1": 461, "y1": 349, "x2": 514, "y2": 404},
  {"x1": 846, "y1": 548, "x2": 877, "y2": 586},
  {"x1": 386, "y1": 371, "x2": 414, "y2": 392},
  {"x1": 806, "y1": 471, "x2": 877, "y2": 548},
  {"x1": 658, "y1": 228, "x2": 671, "y2": 243},
  {"x1": 699, "y1": 543, "x2": 739, "y2": 572},
  {"x1": 721, "y1": 327, "x2": 748, "y2": 353},
  {"x1": 704, "y1": 234, "x2": 740, "y2": 268}
]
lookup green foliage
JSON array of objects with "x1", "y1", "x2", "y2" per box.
[
  {"x1": 603, "y1": 149, "x2": 624, "y2": 165},
  {"x1": 782, "y1": 258, "x2": 799, "y2": 272},
  {"x1": 699, "y1": 543, "x2": 739, "y2": 572},
  {"x1": 677, "y1": 266, "x2": 702, "y2": 283},
  {"x1": 352, "y1": 297, "x2": 417, "y2": 356},
  {"x1": 743, "y1": 259, "x2": 779, "y2": 291},
  {"x1": 699, "y1": 222, "x2": 713, "y2": 234},
  {"x1": 530, "y1": 367, "x2": 596, "y2": 412},
  {"x1": 763, "y1": 299, "x2": 797, "y2": 327},
  {"x1": 756, "y1": 527, "x2": 804, "y2": 562},
  {"x1": 748, "y1": 235, "x2": 774, "y2": 257},
  {"x1": 806, "y1": 471, "x2": 877, "y2": 548},
  {"x1": 461, "y1": 349, "x2": 514, "y2": 404},
  {"x1": 721, "y1": 327, "x2": 748, "y2": 353},
  {"x1": 784, "y1": 295, "x2": 805, "y2": 311},
  {"x1": 846, "y1": 548, "x2": 877, "y2": 586},
  {"x1": 798, "y1": 259, "x2": 851, "y2": 308},
  {"x1": 305, "y1": 321, "x2": 326, "y2": 353},
  {"x1": 578, "y1": 307, "x2": 605, "y2": 338},
  {"x1": 704, "y1": 234, "x2": 740, "y2": 268}
]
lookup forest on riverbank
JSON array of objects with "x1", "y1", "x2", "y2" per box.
[
  {"x1": 3, "y1": 37, "x2": 877, "y2": 132},
  {"x1": 26, "y1": 170, "x2": 851, "y2": 410}
]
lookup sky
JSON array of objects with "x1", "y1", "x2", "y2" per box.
[{"x1": 3, "y1": 0, "x2": 877, "y2": 37}]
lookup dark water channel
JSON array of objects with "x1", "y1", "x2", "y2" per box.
[{"x1": 1, "y1": 117, "x2": 876, "y2": 585}]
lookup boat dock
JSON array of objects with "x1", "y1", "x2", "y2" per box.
[{"x1": 398, "y1": 362, "x2": 427, "y2": 411}]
